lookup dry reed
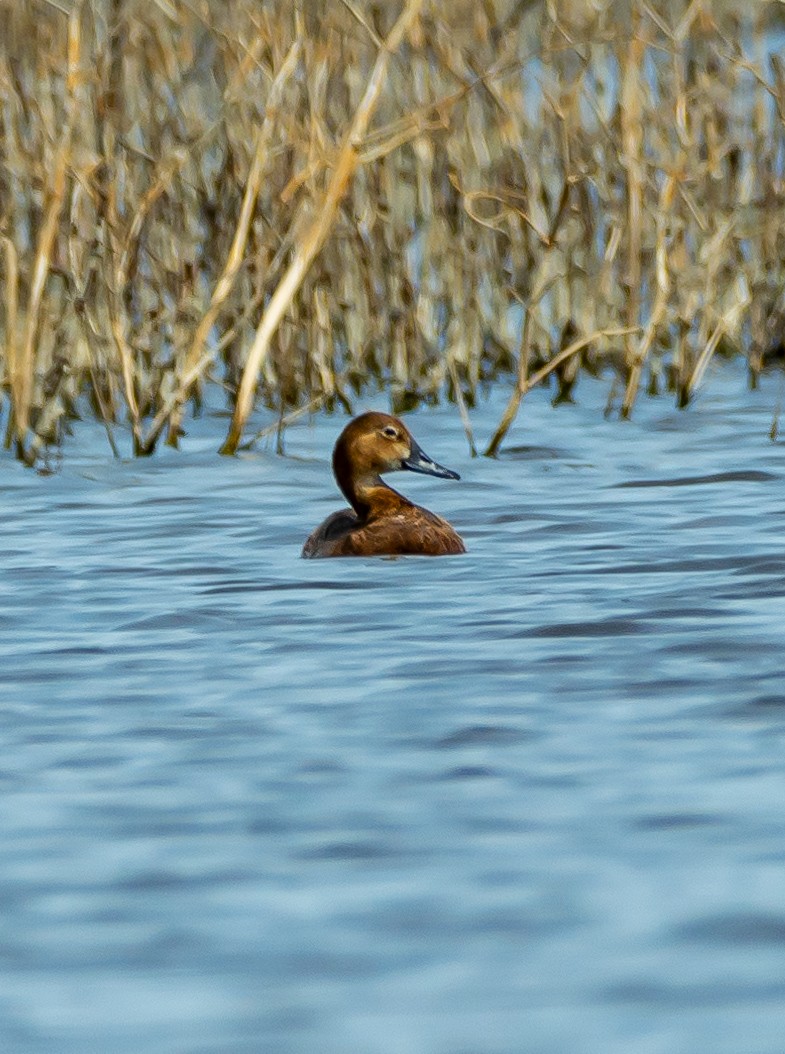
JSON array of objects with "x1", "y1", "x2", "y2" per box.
[{"x1": 1, "y1": 0, "x2": 784, "y2": 465}]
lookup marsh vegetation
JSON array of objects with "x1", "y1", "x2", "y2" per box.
[{"x1": 1, "y1": 0, "x2": 784, "y2": 465}]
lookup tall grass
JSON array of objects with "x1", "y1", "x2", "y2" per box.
[{"x1": 1, "y1": 0, "x2": 784, "y2": 464}]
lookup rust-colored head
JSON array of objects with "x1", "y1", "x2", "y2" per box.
[{"x1": 332, "y1": 411, "x2": 459, "y2": 513}]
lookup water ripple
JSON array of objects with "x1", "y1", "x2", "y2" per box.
[{"x1": 2, "y1": 364, "x2": 785, "y2": 1053}]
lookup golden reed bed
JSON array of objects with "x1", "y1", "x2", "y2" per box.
[{"x1": 1, "y1": 0, "x2": 784, "y2": 465}]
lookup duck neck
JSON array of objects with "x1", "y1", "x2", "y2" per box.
[{"x1": 333, "y1": 448, "x2": 408, "y2": 522}]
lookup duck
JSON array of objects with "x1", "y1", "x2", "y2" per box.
[{"x1": 302, "y1": 411, "x2": 465, "y2": 558}]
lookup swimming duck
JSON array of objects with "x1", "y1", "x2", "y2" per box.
[{"x1": 302, "y1": 411, "x2": 465, "y2": 558}]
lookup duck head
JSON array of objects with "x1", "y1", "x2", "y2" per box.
[{"x1": 332, "y1": 411, "x2": 460, "y2": 512}]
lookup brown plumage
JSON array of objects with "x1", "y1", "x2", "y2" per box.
[{"x1": 302, "y1": 412, "x2": 466, "y2": 558}]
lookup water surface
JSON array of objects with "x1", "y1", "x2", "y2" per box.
[{"x1": 1, "y1": 362, "x2": 785, "y2": 1053}]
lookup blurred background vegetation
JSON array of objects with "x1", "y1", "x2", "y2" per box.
[{"x1": 1, "y1": 0, "x2": 784, "y2": 463}]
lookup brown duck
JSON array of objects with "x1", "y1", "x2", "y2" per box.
[{"x1": 302, "y1": 412, "x2": 465, "y2": 558}]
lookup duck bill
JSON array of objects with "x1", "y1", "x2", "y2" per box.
[{"x1": 401, "y1": 438, "x2": 460, "y2": 480}]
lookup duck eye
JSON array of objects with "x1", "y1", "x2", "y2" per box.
[{"x1": 382, "y1": 426, "x2": 399, "y2": 439}]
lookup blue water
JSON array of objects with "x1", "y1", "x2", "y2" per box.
[{"x1": 1, "y1": 360, "x2": 785, "y2": 1053}]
